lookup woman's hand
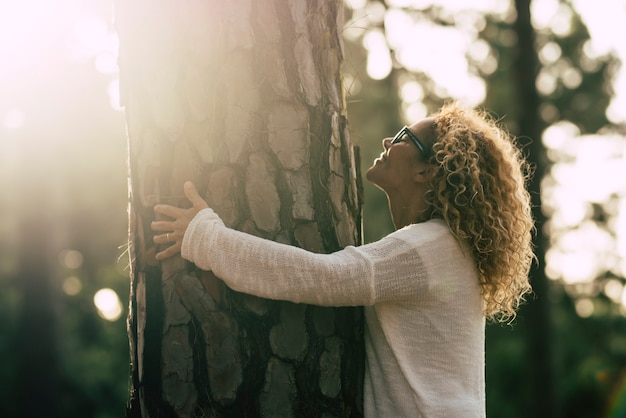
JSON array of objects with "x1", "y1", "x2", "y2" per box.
[{"x1": 151, "y1": 181, "x2": 208, "y2": 260}]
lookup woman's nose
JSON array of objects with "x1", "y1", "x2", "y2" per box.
[{"x1": 382, "y1": 137, "x2": 392, "y2": 149}]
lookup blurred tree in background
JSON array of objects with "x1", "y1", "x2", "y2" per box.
[{"x1": 1, "y1": 0, "x2": 625, "y2": 417}]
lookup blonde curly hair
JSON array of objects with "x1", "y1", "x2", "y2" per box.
[{"x1": 426, "y1": 102, "x2": 534, "y2": 323}]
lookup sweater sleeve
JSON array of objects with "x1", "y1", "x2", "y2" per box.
[{"x1": 181, "y1": 208, "x2": 431, "y2": 307}]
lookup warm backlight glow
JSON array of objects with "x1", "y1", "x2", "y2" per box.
[
  {"x1": 3, "y1": 109, "x2": 25, "y2": 130},
  {"x1": 543, "y1": 123, "x2": 626, "y2": 295},
  {"x1": 0, "y1": 3, "x2": 120, "y2": 116},
  {"x1": 345, "y1": 0, "x2": 626, "y2": 123},
  {"x1": 94, "y1": 288, "x2": 123, "y2": 321}
]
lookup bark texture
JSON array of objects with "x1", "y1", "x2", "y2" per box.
[{"x1": 117, "y1": 1, "x2": 364, "y2": 416}]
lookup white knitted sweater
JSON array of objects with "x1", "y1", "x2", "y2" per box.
[{"x1": 182, "y1": 208, "x2": 486, "y2": 418}]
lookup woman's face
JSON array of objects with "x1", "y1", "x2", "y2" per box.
[{"x1": 366, "y1": 118, "x2": 435, "y2": 193}]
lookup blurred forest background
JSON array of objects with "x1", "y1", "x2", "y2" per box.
[{"x1": 1, "y1": 0, "x2": 625, "y2": 417}]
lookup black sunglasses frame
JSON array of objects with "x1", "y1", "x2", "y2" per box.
[{"x1": 391, "y1": 126, "x2": 430, "y2": 159}]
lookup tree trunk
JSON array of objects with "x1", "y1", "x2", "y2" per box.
[
  {"x1": 117, "y1": 1, "x2": 364, "y2": 417},
  {"x1": 513, "y1": 1, "x2": 557, "y2": 416}
]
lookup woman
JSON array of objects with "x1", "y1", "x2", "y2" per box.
[{"x1": 151, "y1": 102, "x2": 534, "y2": 417}]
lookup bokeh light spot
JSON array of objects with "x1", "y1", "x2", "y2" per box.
[
  {"x1": 536, "y1": 69, "x2": 558, "y2": 96},
  {"x1": 58, "y1": 249, "x2": 84, "y2": 270},
  {"x1": 562, "y1": 67, "x2": 582, "y2": 89},
  {"x1": 62, "y1": 276, "x2": 83, "y2": 296},
  {"x1": 400, "y1": 81, "x2": 424, "y2": 103},
  {"x1": 363, "y1": 30, "x2": 392, "y2": 80},
  {"x1": 94, "y1": 288, "x2": 123, "y2": 321},
  {"x1": 603, "y1": 279, "x2": 623, "y2": 303},
  {"x1": 404, "y1": 102, "x2": 428, "y2": 124},
  {"x1": 539, "y1": 42, "x2": 562, "y2": 65},
  {"x1": 575, "y1": 298, "x2": 594, "y2": 318}
]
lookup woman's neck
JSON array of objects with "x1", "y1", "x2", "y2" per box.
[{"x1": 387, "y1": 191, "x2": 429, "y2": 230}]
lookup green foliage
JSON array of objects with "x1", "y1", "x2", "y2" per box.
[
  {"x1": 485, "y1": 321, "x2": 531, "y2": 417},
  {"x1": 553, "y1": 291, "x2": 626, "y2": 417},
  {"x1": 57, "y1": 266, "x2": 130, "y2": 418}
]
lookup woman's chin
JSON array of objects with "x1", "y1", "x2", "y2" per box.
[{"x1": 365, "y1": 165, "x2": 381, "y2": 185}]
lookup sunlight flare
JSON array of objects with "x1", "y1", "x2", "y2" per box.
[{"x1": 94, "y1": 288, "x2": 123, "y2": 321}]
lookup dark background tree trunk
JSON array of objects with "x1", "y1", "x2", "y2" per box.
[
  {"x1": 513, "y1": 1, "x2": 558, "y2": 417},
  {"x1": 117, "y1": 1, "x2": 364, "y2": 416}
]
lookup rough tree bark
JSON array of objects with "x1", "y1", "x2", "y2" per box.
[{"x1": 117, "y1": 1, "x2": 364, "y2": 417}]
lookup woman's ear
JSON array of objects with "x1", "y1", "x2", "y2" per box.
[
  {"x1": 413, "y1": 164, "x2": 434, "y2": 184},
  {"x1": 413, "y1": 163, "x2": 435, "y2": 183}
]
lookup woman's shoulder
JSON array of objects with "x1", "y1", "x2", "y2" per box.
[
  {"x1": 357, "y1": 218, "x2": 460, "y2": 260},
  {"x1": 358, "y1": 219, "x2": 455, "y2": 256},
  {"x1": 392, "y1": 218, "x2": 451, "y2": 242},
  {"x1": 391, "y1": 218, "x2": 470, "y2": 258}
]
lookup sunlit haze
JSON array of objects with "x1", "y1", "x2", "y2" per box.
[
  {"x1": 347, "y1": 0, "x2": 626, "y2": 123},
  {"x1": 0, "y1": 3, "x2": 120, "y2": 133},
  {"x1": 569, "y1": 0, "x2": 626, "y2": 123},
  {"x1": 2, "y1": 1, "x2": 625, "y2": 319},
  {"x1": 2, "y1": 3, "x2": 624, "y2": 415},
  {"x1": 1, "y1": 1, "x2": 127, "y2": 326},
  {"x1": 344, "y1": 0, "x2": 626, "y2": 316}
]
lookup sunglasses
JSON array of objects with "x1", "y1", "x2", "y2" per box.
[{"x1": 391, "y1": 126, "x2": 430, "y2": 159}]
